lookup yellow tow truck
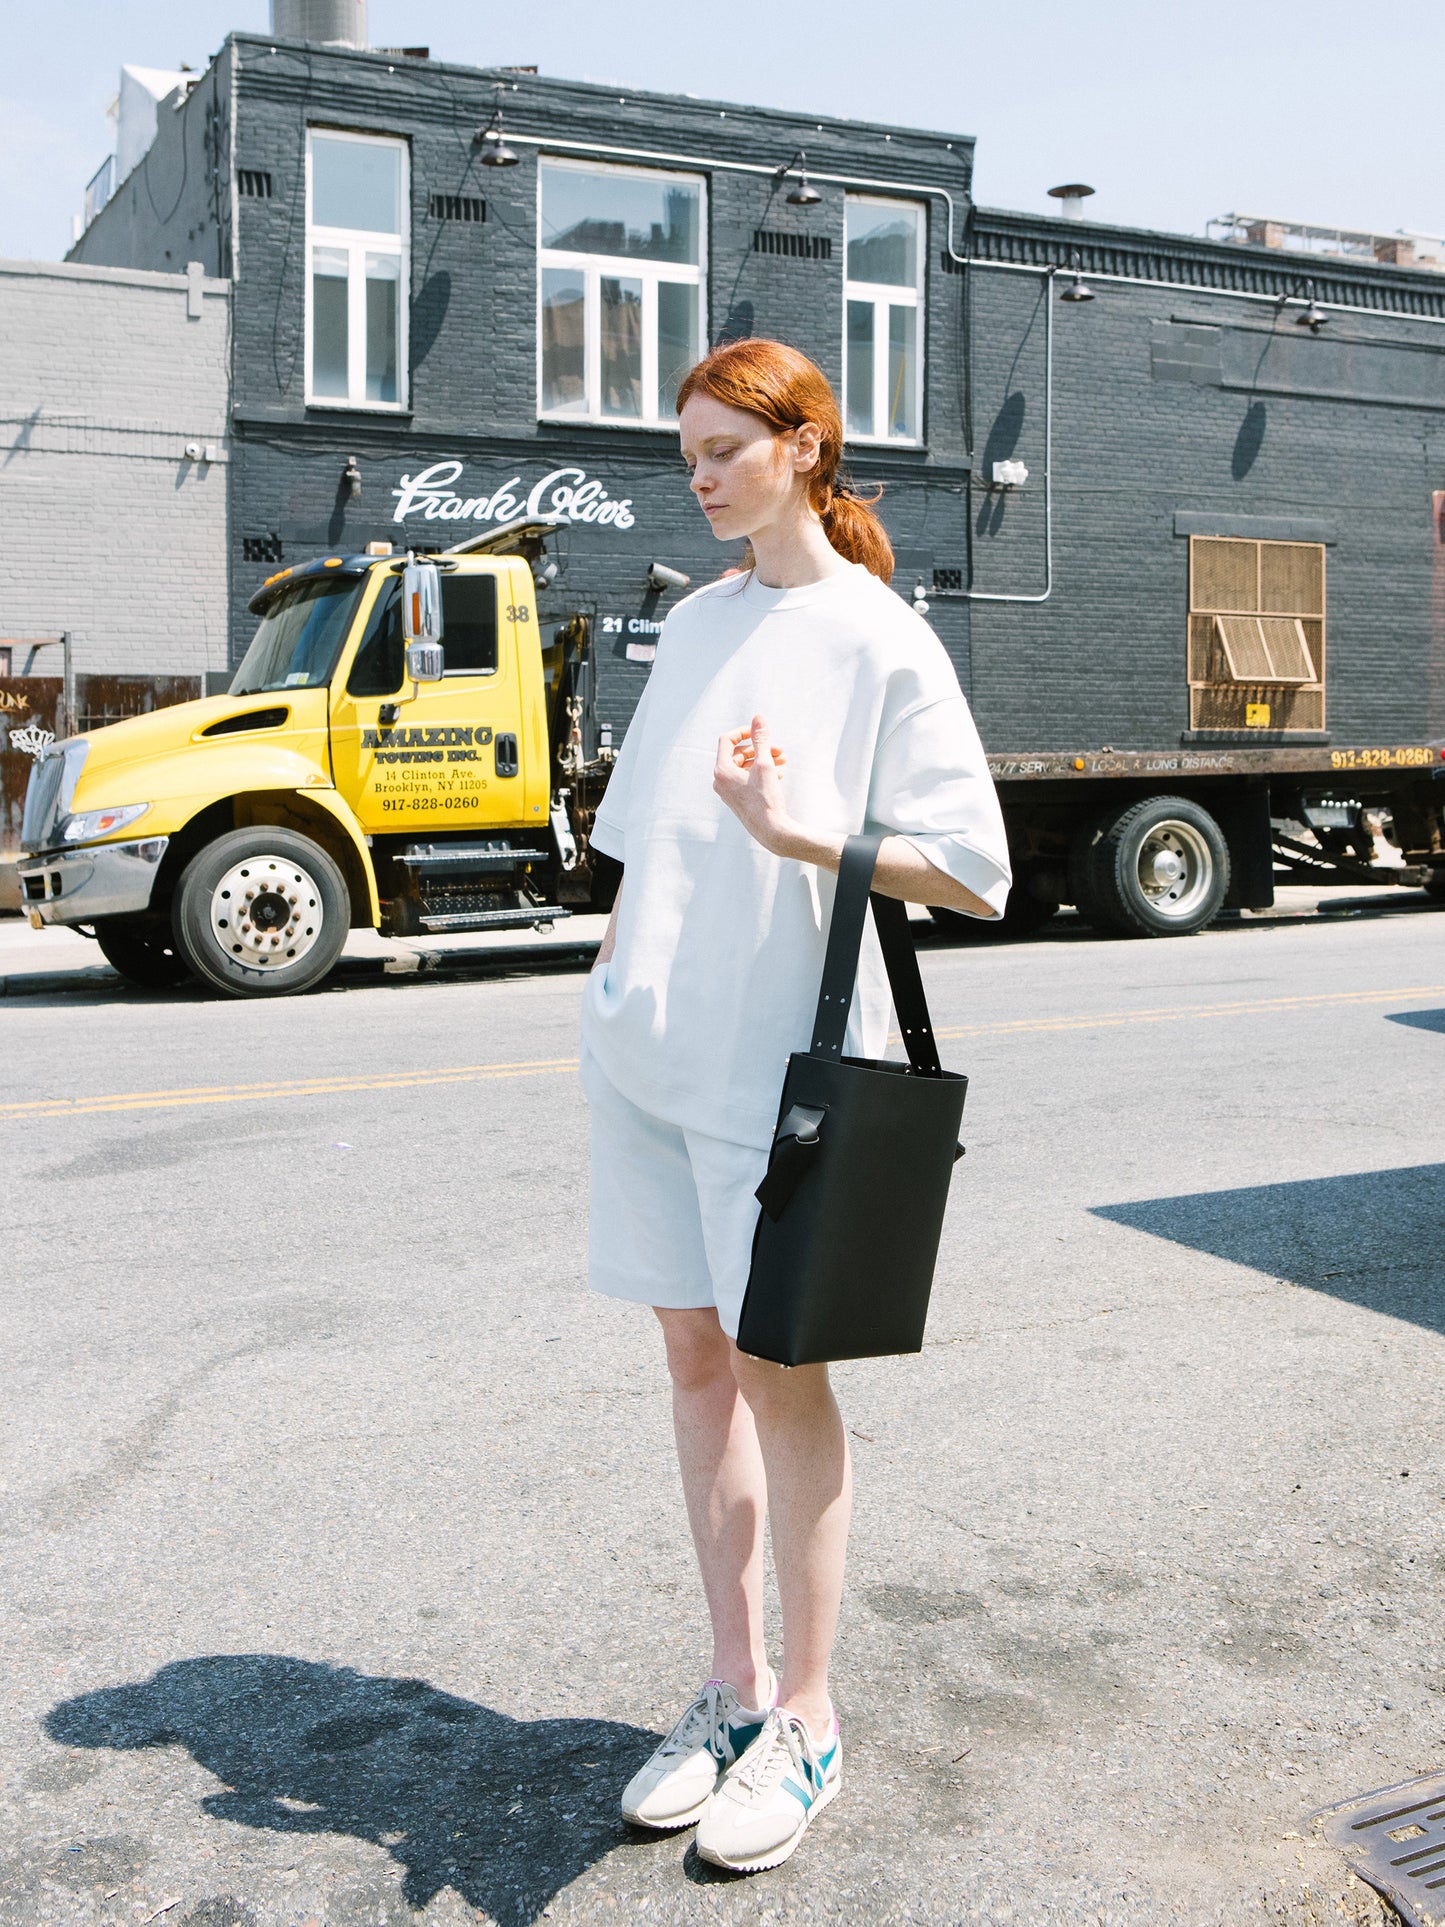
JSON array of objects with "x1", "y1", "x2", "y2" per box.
[{"x1": 18, "y1": 521, "x2": 618, "y2": 995}]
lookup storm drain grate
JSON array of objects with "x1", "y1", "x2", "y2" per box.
[{"x1": 1311, "y1": 1769, "x2": 1445, "y2": 1926}]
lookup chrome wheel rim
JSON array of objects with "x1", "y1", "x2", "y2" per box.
[
  {"x1": 210, "y1": 854, "x2": 323, "y2": 968},
  {"x1": 1135, "y1": 820, "x2": 1214, "y2": 921}
]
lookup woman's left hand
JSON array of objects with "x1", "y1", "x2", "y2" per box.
[{"x1": 713, "y1": 713, "x2": 799, "y2": 855}]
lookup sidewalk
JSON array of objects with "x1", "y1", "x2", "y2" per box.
[
  {"x1": 0, "y1": 911, "x2": 613, "y2": 997},
  {"x1": 1, "y1": 885, "x2": 1439, "y2": 998}
]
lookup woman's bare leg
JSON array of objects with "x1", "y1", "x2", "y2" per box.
[
  {"x1": 728, "y1": 1348, "x2": 851, "y2": 1743},
  {"x1": 654, "y1": 1307, "x2": 771, "y2": 1707}
]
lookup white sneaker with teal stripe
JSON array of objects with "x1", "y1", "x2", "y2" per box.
[
  {"x1": 620, "y1": 1676, "x2": 775, "y2": 1830},
  {"x1": 695, "y1": 1707, "x2": 842, "y2": 1871}
]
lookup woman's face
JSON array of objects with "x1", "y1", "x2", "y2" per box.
[{"x1": 678, "y1": 393, "x2": 820, "y2": 544}]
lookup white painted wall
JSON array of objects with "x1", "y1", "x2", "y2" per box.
[{"x1": 0, "y1": 257, "x2": 231, "y2": 676}]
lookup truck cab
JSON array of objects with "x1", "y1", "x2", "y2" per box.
[{"x1": 18, "y1": 524, "x2": 611, "y2": 995}]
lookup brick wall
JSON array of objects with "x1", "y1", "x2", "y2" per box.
[
  {"x1": 0, "y1": 258, "x2": 232, "y2": 678},
  {"x1": 68, "y1": 32, "x2": 1445, "y2": 754},
  {"x1": 965, "y1": 218, "x2": 1445, "y2": 749}
]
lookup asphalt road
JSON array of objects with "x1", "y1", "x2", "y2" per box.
[{"x1": 3, "y1": 899, "x2": 1443, "y2": 1926}]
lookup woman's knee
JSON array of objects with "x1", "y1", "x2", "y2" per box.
[
  {"x1": 728, "y1": 1345, "x2": 831, "y2": 1415},
  {"x1": 655, "y1": 1307, "x2": 734, "y2": 1394}
]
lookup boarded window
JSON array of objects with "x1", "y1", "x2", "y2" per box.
[{"x1": 1188, "y1": 535, "x2": 1326, "y2": 732}]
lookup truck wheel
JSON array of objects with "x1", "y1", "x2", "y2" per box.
[
  {"x1": 1071, "y1": 796, "x2": 1230, "y2": 938},
  {"x1": 93, "y1": 917, "x2": 193, "y2": 989},
  {"x1": 172, "y1": 828, "x2": 350, "y2": 997}
]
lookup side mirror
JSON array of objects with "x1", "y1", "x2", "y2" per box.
[
  {"x1": 401, "y1": 557, "x2": 443, "y2": 646},
  {"x1": 406, "y1": 640, "x2": 445, "y2": 682}
]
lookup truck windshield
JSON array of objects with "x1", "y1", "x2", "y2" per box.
[{"x1": 230, "y1": 577, "x2": 364, "y2": 694}]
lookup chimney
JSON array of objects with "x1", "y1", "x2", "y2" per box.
[
  {"x1": 1374, "y1": 237, "x2": 1416, "y2": 267},
  {"x1": 271, "y1": 0, "x2": 367, "y2": 48},
  {"x1": 1047, "y1": 183, "x2": 1096, "y2": 222}
]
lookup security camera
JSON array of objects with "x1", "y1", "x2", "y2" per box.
[
  {"x1": 647, "y1": 562, "x2": 691, "y2": 594},
  {"x1": 183, "y1": 440, "x2": 203, "y2": 461}
]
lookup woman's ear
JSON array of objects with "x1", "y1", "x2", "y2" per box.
[{"x1": 793, "y1": 420, "x2": 823, "y2": 473}]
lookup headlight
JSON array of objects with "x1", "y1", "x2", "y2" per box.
[{"x1": 60, "y1": 803, "x2": 151, "y2": 843}]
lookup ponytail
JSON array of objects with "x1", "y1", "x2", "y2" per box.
[
  {"x1": 819, "y1": 481, "x2": 894, "y2": 581},
  {"x1": 676, "y1": 338, "x2": 895, "y2": 583}
]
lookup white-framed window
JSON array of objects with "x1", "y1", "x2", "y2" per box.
[
  {"x1": 538, "y1": 158, "x2": 705, "y2": 426},
  {"x1": 306, "y1": 128, "x2": 408, "y2": 411},
  {"x1": 843, "y1": 196, "x2": 924, "y2": 443}
]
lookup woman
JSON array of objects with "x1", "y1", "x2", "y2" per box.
[{"x1": 580, "y1": 338, "x2": 1011, "y2": 1873}]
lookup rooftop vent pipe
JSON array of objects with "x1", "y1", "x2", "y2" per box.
[
  {"x1": 271, "y1": 0, "x2": 367, "y2": 48},
  {"x1": 1047, "y1": 183, "x2": 1095, "y2": 221}
]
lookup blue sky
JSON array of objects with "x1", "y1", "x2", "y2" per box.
[{"x1": 3, "y1": 1, "x2": 1441, "y2": 261}]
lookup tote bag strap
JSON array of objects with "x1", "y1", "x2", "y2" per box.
[{"x1": 810, "y1": 834, "x2": 944, "y2": 1077}]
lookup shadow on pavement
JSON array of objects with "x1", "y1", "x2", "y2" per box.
[
  {"x1": 1092, "y1": 1163, "x2": 1445, "y2": 1334},
  {"x1": 46, "y1": 1654, "x2": 658, "y2": 1924},
  {"x1": 1386, "y1": 1008, "x2": 1445, "y2": 1035}
]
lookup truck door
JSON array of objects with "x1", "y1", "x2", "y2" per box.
[{"x1": 329, "y1": 564, "x2": 527, "y2": 836}]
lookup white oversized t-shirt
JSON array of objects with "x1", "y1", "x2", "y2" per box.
[{"x1": 582, "y1": 562, "x2": 1011, "y2": 1147}]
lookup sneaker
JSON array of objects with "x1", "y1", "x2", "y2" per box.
[
  {"x1": 695, "y1": 1706, "x2": 842, "y2": 1872},
  {"x1": 620, "y1": 1675, "x2": 775, "y2": 1830}
]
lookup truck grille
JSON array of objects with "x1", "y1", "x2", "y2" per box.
[{"x1": 21, "y1": 739, "x2": 88, "y2": 853}]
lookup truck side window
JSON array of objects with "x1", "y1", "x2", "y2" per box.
[
  {"x1": 346, "y1": 579, "x2": 404, "y2": 697},
  {"x1": 442, "y1": 574, "x2": 499, "y2": 676}
]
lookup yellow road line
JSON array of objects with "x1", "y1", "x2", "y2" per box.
[
  {"x1": 932, "y1": 982, "x2": 1445, "y2": 1042},
  {"x1": 4, "y1": 984, "x2": 1441, "y2": 1123},
  {"x1": 0, "y1": 1059, "x2": 580, "y2": 1121}
]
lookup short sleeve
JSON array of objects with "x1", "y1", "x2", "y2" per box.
[
  {"x1": 866, "y1": 694, "x2": 1012, "y2": 919},
  {"x1": 588, "y1": 670, "x2": 657, "y2": 864}
]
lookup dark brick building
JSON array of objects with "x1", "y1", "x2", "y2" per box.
[{"x1": 70, "y1": 29, "x2": 1445, "y2": 758}]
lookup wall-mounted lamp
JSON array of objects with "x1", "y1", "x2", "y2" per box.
[
  {"x1": 991, "y1": 460, "x2": 1029, "y2": 490},
  {"x1": 911, "y1": 582, "x2": 931, "y2": 615},
  {"x1": 1058, "y1": 251, "x2": 1095, "y2": 303},
  {"x1": 1275, "y1": 279, "x2": 1329, "y2": 332},
  {"x1": 775, "y1": 148, "x2": 821, "y2": 208},
  {"x1": 533, "y1": 557, "x2": 558, "y2": 590},
  {"x1": 342, "y1": 454, "x2": 362, "y2": 500},
  {"x1": 647, "y1": 561, "x2": 692, "y2": 593},
  {"x1": 474, "y1": 96, "x2": 520, "y2": 167},
  {"x1": 1295, "y1": 282, "x2": 1328, "y2": 331}
]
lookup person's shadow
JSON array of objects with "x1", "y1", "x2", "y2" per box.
[{"x1": 46, "y1": 1654, "x2": 660, "y2": 1924}]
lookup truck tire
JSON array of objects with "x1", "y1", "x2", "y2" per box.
[
  {"x1": 171, "y1": 828, "x2": 350, "y2": 997},
  {"x1": 1070, "y1": 795, "x2": 1230, "y2": 938},
  {"x1": 93, "y1": 916, "x2": 193, "y2": 989}
]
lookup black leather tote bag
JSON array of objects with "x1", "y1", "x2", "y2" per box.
[{"x1": 736, "y1": 834, "x2": 969, "y2": 1367}]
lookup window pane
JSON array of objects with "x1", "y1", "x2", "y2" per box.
[
  {"x1": 887, "y1": 304, "x2": 917, "y2": 439},
  {"x1": 541, "y1": 267, "x2": 586, "y2": 413},
  {"x1": 846, "y1": 300, "x2": 875, "y2": 438},
  {"x1": 846, "y1": 200, "x2": 921, "y2": 287},
  {"x1": 441, "y1": 574, "x2": 499, "y2": 675},
  {"x1": 233, "y1": 578, "x2": 363, "y2": 694},
  {"x1": 347, "y1": 580, "x2": 403, "y2": 696},
  {"x1": 600, "y1": 276, "x2": 643, "y2": 418},
  {"x1": 542, "y1": 163, "x2": 699, "y2": 263},
  {"x1": 365, "y1": 252, "x2": 399, "y2": 403},
  {"x1": 312, "y1": 133, "x2": 402, "y2": 232},
  {"x1": 312, "y1": 246, "x2": 349, "y2": 398},
  {"x1": 656, "y1": 281, "x2": 699, "y2": 415}
]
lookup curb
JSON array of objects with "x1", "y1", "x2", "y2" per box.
[{"x1": 0, "y1": 939, "x2": 602, "y2": 1000}]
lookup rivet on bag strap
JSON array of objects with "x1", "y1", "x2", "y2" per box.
[{"x1": 809, "y1": 834, "x2": 945, "y2": 1077}]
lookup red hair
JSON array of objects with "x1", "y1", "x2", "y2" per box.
[{"x1": 675, "y1": 338, "x2": 894, "y2": 582}]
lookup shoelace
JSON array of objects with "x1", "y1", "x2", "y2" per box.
[
  {"x1": 730, "y1": 1711, "x2": 814, "y2": 1802},
  {"x1": 657, "y1": 1682, "x2": 733, "y2": 1764}
]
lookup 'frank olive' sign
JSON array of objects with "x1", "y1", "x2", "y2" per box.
[{"x1": 391, "y1": 461, "x2": 637, "y2": 530}]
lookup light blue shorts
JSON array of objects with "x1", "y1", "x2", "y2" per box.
[{"x1": 579, "y1": 1040, "x2": 771, "y2": 1340}]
